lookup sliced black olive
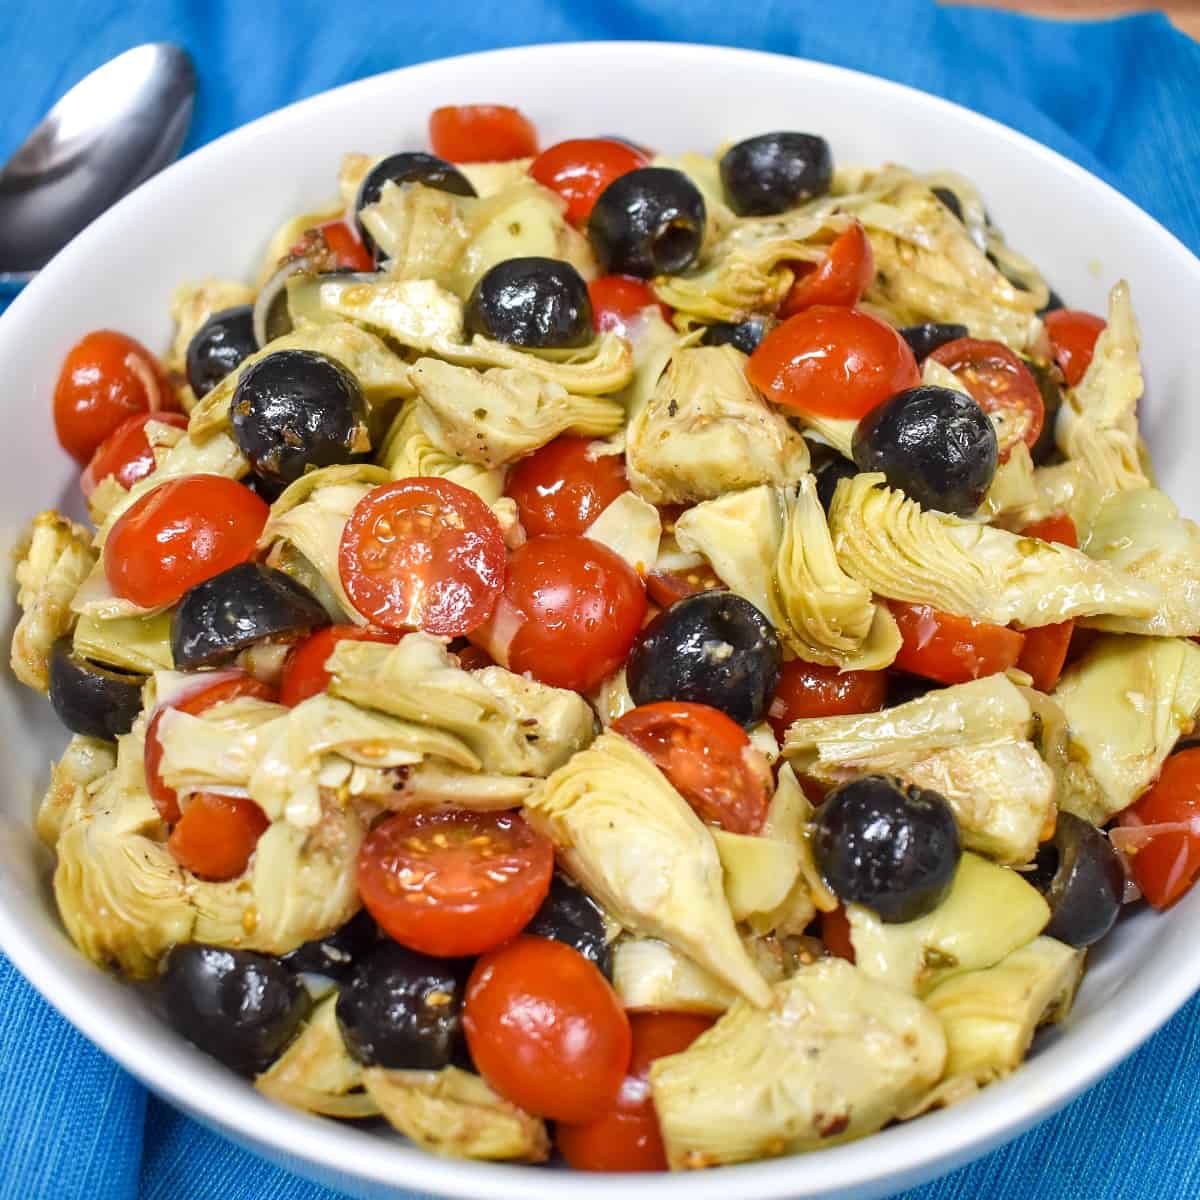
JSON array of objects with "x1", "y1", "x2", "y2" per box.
[
  {"x1": 814, "y1": 456, "x2": 858, "y2": 513},
  {"x1": 1024, "y1": 357, "x2": 1066, "y2": 466},
  {"x1": 186, "y1": 305, "x2": 257, "y2": 399},
  {"x1": 525, "y1": 873, "x2": 612, "y2": 978},
  {"x1": 337, "y1": 942, "x2": 472, "y2": 1070},
  {"x1": 48, "y1": 639, "x2": 144, "y2": 740},
  {"x1": 719, "y1": 132, "x2": 833, "y2": 217},
  {"x1": 702, "y1": 315, "x2": 775, "y2": 355},
  {"x1": 231, "y1": 348, "x2": 369, "y2": 487},
  {"x1": 587, "y1": 167, "x2": 705, "y2": 279},
  {"x1": 281, "y1": 908, "x2": 378, "y2": 981},
  {"x1": 813, "y1": 774, "x2": 961, "y2": 923},
  {"x1": 899, "y1": 322, "x2": 969, "y2": 363},
  {"x1": 463, "y1": 257, "x2": 593, "y2": 349},
  {"x1": 162, "y1": 944, "x2": 311, "y2": 1076},
  {"x1": 1027, "y1": 812, "x2": 1123, "y2": 947},
  {"x1": 852, "y1": 384, "x2": 998, "y2": 517},
  {"x1": 172, "y1": 563, "x2": 330, "y2": 670},
  {"x1": 1038, "y1": 287, "x2": 1066, "y2": 316},
  {"x1": 354, "y1": 151, "x2": 476, "y2": 259},
  {"x1": 931, "y1": 186, "x2": 964, "y2": 222},
  {"x1": 626, "y1": 590, "x2": 781, "y2": 728},
  {"x1": 885, "y1": 671, "x2": 945, "y2": 708}
]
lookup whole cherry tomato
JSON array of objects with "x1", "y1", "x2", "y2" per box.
[
  {"x1": 530, "y1": 138, "x2": 649, "y2": 224},
  {"x1": 168, "y1": 793, "x2": 270, "y2": 881},
  {"x1": 766, "y1": 659, "x2": 887, "y2": 742},
  {"x1": 80, "y1": 411, "x2": 188, "y2": 499},
  {"x1": 504, "y1": 436, "x2": 629, "y2": 537},
  {"x1": 1044, "y1": 308, "x2": 1106, "y2": 388},
  {"x1": 889, "y1": 601, "x2": 1025, "y2": 686},
  {"x1": 587, "y1": 275, "x2": 671, "y2": 335},
  {"x1": 278, "y1": 625, "x2": 404, "y2": 707},
  {"x1": 1123, "y1": 749, "x2": 1200, "y2": 910},
  {"x1": 429, "y1": 104, "x2": 538, "y2": 162}
]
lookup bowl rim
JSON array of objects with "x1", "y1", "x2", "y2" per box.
[{"x1": 3, "y1": 38, "x2": 1200, "y2": 1200}]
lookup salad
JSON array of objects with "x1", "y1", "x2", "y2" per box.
[{"x1": 12, "y1": 101, "x2": 1200, "y2": 1172}]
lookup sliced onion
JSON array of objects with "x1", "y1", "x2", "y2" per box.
[{"x1": 253, "y1": 255, "x2": 318, "y2": 349}]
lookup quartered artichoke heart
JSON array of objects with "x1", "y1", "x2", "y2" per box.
[{"x1": 379, "y1": 399, "x2": 505, "y2": 503}]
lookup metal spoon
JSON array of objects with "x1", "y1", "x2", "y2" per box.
[{"x1": 0, "y1": 43, "x2": 195, "y2": 290}]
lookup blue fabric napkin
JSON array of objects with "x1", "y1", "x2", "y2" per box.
[{"x1": 2, "y1": 3, "x2": 1199, "y2": 1198}]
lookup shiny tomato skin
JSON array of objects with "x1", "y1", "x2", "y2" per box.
[
  {"x1": 357, "y1": 809, "x2": 553, "y2": 957},
  {"x1": 781, "y1": 221, "x2": 874, "y2": 314},
  {"x1": 746, "y1": 306, "x2": 920, "y2": 420},
  {"x1": 1021, "y1": 512, "x2": 1079, "y2": 549},
  {"x1": 645, "y1": 563, "x2": 723, "y2": 609},
  {"x1": 530, "y1": 138, "x2": 649, "y2": 224},
  {"x1": 1015, "y1": 514, "x2": 1078, "y2": 691},
  {"x1": 168, "y1": 792, "x2": 270, "y2": 881},
  {"x1": 588, "y1": 275, "x2": 671, "y2": 335},
  {"x1": 1126, "y1": 749, "x2": 1200, "y2": 910},
  {"x1": 278, "y1": 625, "x2": 404, "y2": 707},
  {"x1": 429, "y1": 104, "x2": 538, "y2": 162},
  {"x1": 505, "y1": 437, "x2": 629, "y2": 538},
  {"x1": 80, "y1": 411, "x2": 188, "y2": 499},
  {"x1": 766, "y1": 659, "x2": 887, "y2": 742},
  {"x1": 890, "y1": 601, "x2": 1026, "y2": 686},
  {"x1": 338, "y1": 477, "x2": 506, "y2": 637},
  {"x1": 103, "y1": 475, "x2": 269, "y2": 608},
  {"x1": 1045, "y1": 309, "x2": 1106, "y2": 388},
  {"x1": 318, "y1": 220, "x2": 375, "y2": 272},
  {"x1": 613, "y1": 702, "x2": 771, "y2": 834},
  {"x1": 54, "y1": 329, "x2": 179, "y2": 464},
  {"x1": 464, "y1": 936, "x2": 632, "y2": 1122}
]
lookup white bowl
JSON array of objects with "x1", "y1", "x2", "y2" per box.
[{"x1": 2, "y1": 40, "x2": 1198, "y2": 1200}]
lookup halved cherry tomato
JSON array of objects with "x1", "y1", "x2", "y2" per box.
[
  {"x1": 103, "y1": 475, "x2": 269, "y2": 608},
  {"x1": 1015, "y1": 513, "x2": 1078, "y2": 691},
  {"x1": 766, "y1": 660, "x2": 887, "y2": 742},
  {"x1": 278, "y1": 625, "x2": 404, "y2": 707},
  {"x1": 317, "y1": 220, "x2": 375, "y2": 272},
  {"x1": 1021, "y1": 512, "x2": 1079, "y2": 549},
  {"x1": 80, "y1": 411, "x2": 188, "y2": 499},
  {"x1": 1045, "y1": 308, "x2": 1106, "y2": 388},
  {"x1": 429, "y1": 104, "x2": 538, "y2": 163},
  {"x1": 645, "y1": 563, "x2": 723, "y2": 609},
  {"x1": 464, "y1": 935, "x2": 631, "y2": 1123},
  {"x1": 54, "y1": 330, "x2": 179, "y2": 464},
  {"x1": 587, "y1": 274, "x2": 671, "y2": 335},
  {"x1": 613, "y1": 702, "x2": 772, "y2": 834},
  {"x1": 504, "y1": 437, "x2": 629, "y2": 538},
  {"x1": 167, "y1": 792, "x2": 270, "y2": 881},
  {"x1": 928, "y1": 337, "x2": 1044, "y2": 459},
  {"x1": 357, "y1": 809, "x2": 553, "y2": 957},
  {"x1": 145, "y1": 673, "x2": 276, "y2": 824},
  {"x1": 470, "y1": 534, "x2": 646, "y2": 692},
  {"x1": 530, "y1": 138, "x2": 649, "y2": 224},
  {"x1": 746, "y1": 306, "x2": 920, "y2": 420},
  {"x1": 1122, "y1": 749, "x2": 1200, "y2": 910},
  {"x1": 890, "y1": 600, "x2": 1026, "y2": 686},
  {"x1": 338, "y1": 477, "x2": 506, "y2": 636},
  {"x1": 781, "y1": 221, "x2": 874, "y2": 315},
  {"x1": 557, "y1": 1011, "x2": 714, "y2": 1172},
  {"x1": 821, "y1": 906, "x2": 856, "y2": 963}
]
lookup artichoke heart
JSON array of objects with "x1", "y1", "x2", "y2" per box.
[
  {"x1": 378, "y1": 399, "x2": 504, "y2": 503},
  {"x1": 167, "y1": 278, "x2": 256, "y2": 375},
  {"x1": 436, "y1": 330, "x2": 634, "y2": 396},
  {"x1": 37, "y1": 734, "x2": 117, "y2": 849},
  {"x1": 583, "y1": 491, "x2": 662, "y2": 575},
  {"x1": 711, "y1": 828, "x2": 800, "y2": 923},
  {"x1": 360, "y1": 181, "x2": 475, "y2": 288},
  {"x1": 649, "y1": 959, "x2": 947, "y2": 1167},
  {"x1": 525, "y1": 732, "x2": 771, "y2": 1006},
  {"x1": 73, "y1": 609, "x2": 174, "y2": 675}
]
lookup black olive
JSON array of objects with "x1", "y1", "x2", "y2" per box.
[
  {"x1": 1027, "y1": 812, "x2": 1123, "y2": 947},
  {"x1": 172, "y1": 563, "x2": 330, "y2": 670},
  {"x1": 524, "y1": 873, "x2": 612, "y2": 978},
  {"x1": 337, "y1": 942, "x2": 472, "y2": 1070},
  {"x1": 162, "y1": 944, "x2": 311, "y2": 1076},
  {"x1": 702, "y1": 316, "x2": 775, "y2": 355},
  {"x1": 48, "y1": 639, "x2": 144, "y2": 740},
  {"x1": 815, "y1": 457, "x2": 858, "y2": 513},
  {"x1": 1024, "y1": 357, "x2": 1066, "y2": 466},
  {"x1": 885, "y1": 671, "x2": 945, "y2": 708},
  {"x1": 1038, "y1": 287, "x2": 1066, "y2": 316},
  {"x1": 719, "y1": 132, "x2": 833, "y2": 217},
  {"x1": 587, "y1": 167, "x2": 705, "y2": 279},
  {"x1": 931, "y1": 186, "x2": 964, "y2": 222},
  {"x1": 899, "y1": 323, "x2": 969, "y2": 362},
  {"x1": 813, "y1": 775, "x2": 961, "y2": 923},
  {"x1": 463, "y1": 257, "x2": 593, "y2": 349},
  {"x1": 186, "y1": 305, "x2": 257, "y2": 399},
  {"x1": 231, "y1": 349, "x2": 368, "y2": 487},
  {"x1": 626, "y1": 590, "x2": 781, "y2": 728},
  {"x1": 354, "y1": 151, "x2": 476, "y2": 259},
  {"x1": 852, "y1": 385, "x2": 998, "y2": 517},
  {"x1": 281, "y1": 908, "x2": 378, "y2": 981}
]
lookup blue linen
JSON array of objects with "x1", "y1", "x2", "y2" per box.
[{"x1": 0, "y1": 2, "x2": 1198, "y2": 1197}]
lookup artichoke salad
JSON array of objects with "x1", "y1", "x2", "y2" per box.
[{"x1": 13, "y1": 103, "x2": 1200, "y2": 1173}]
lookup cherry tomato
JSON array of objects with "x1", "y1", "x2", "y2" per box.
[
  {"x1": 557, "y1": 1012, "x2": 714, "y2": 1172},
  {"x1": 1123, "y1": 749, "x2": 1200, "y2": 910},
  {"x1": 54, "y1": 330, "x2": 179, "y2": 464},
  {"x1": 780, "y1": 221, "x2": 874, "y2": 315},
  {"x1": 464, "y1": 936, "x2": 631, "y2": 1122},
  {"x1": 1044, "y1": 308, "x2": 1106, "y2": 388},
  {"x1": 470, "y1": 534, "x2": 646, "y2": 692},
  {"x1": 167, "y1": 792, "x2": 270, "y2": 881},
  {"x1": 317, "y1": 220, "x2": 375, "y2": 272},
  {"x1": 1015, "y1": 514, "x2": 1078, "y2": 691},
  {"x1": 821, "y1": 906, "x2": 856, "y2": 962},
  {"x1": 928, "y1": 337, "x2": 1044, "y2": 460},
  {"x1": 429, "y1": 104, "x2": 538, "y2": 163},
  {"x1": 103, "y1": 475, "x2": 269, "y2": 609},
  {"x1": 746, "y1": 306, "x2": 920, "y2": 420},
  {"x1": 612, "y1": 702, "x2": 771, "y2": 833},
  {"x1": 338, "y1": 477, "x2": 506, "y2": 636},
  {"x1": 278, "y1": 625, "x2": 404, "y2": 707},
  {"x1": 1021, "y1": 512, "x2": 1079, "y2": 549},
  {"x1": 505, "y1": 437, "x2": 629, "y2": 538},
  {"x1": 766, "y1": 659, "x2": 887, "y2": 742},
  {"x1": 889, "y1": 600, "x2": 1026, "y2": 686},
  {"x1": 145, "y1": 673, "x2": 276, "y2": 824},
  {"x1": 645, "y1": 563, "x2": 723, "y2": 609},
  {"x1": 530, "y1": 138, "x2": 649, "y2": 225},
  {"x1": 357, "y1": 809, "x2": 553, "y2": 957},
  {"x1": 80, "y1": 411, "x2": 188, "y2": 499},
  {"x1": 588, "y1": 275, "x2": 671, "y2": 336}
]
